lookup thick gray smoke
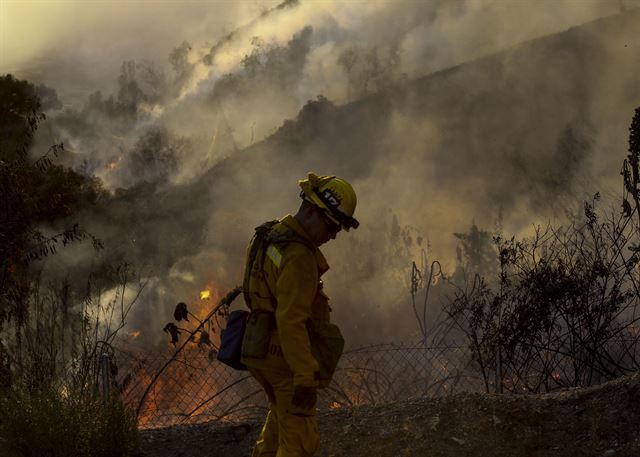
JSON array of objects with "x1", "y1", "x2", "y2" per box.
[{"x1": 8, "y1": 0, "x2": 640, "y2": 347}]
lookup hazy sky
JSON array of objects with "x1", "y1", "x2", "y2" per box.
[
  {"x1": 0, "y1": 0, "x2": 281, "y2": 102},
  {"x1": 0, "y1": 1, "x2": 276, "y2": 69}
]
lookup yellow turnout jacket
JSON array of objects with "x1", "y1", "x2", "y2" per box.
[{"x1": 241, "y1": 215, "x2": 331, "y2": 388}]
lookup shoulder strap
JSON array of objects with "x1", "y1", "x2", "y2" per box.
[
  {"x1": 243, "y1": 220, "x2": 279, "y2": 310},
  {"x1": 243, "y1": 220, "x2": 316, "y2": 310}
]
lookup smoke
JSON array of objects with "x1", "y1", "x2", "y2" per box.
[
  {"x1": 13, "y1": 0, "x2": 633, "y2": 186},
  {"x1": 7, "y1": 0, "x2": 640, "y2": 346}
]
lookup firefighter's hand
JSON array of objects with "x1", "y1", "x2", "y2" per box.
[{"x1": 292, "y1": 385, "x2": 317, "y2": 410}]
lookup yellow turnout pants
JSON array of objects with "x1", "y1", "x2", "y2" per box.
[{"x1": 249, "y1": 367, "x2": 319, "y2": 457}]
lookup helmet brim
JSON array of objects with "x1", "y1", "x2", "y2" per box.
[{"x1": 301, "y1": 190, "x2": 359, "y2": 231}]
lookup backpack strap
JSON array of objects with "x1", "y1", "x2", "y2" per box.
[
  {"x1": 243, "y1": 220, "x2": 279, "y2": 310},
  {"x1": 243, "y1": 220, "x2": 316, "y2": 311}
]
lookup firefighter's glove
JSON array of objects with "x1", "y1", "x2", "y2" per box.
[{"x1": 292, "y1": 385, "x2": 317, "y2": 410}]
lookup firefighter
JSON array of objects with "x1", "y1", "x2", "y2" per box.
[{"x1": 241, "y1": 172, "x2": 359, "y2": 456}]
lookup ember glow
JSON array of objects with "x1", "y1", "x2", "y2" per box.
[{"x1": 194, "y1": 286, "x2": 223, "y2": 326}]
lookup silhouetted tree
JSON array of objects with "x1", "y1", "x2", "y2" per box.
[
  {"x1": 0, "y1": 74, "x2": 105, "y2": 390},
  {"x1": 452, "y1": 223, "x2": 498, "y2": 283}
]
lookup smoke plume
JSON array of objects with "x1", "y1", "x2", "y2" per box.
[{"x1": 5, "y1": 0, "x2": 640, "y2": 346}]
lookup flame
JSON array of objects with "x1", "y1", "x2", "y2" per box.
[
  {"x1": 130, "y1": 330, "x2": 141, "y2": 338},
  {"x1": 329, "y1": 402, "x2": 341, "y2": 410},
  {"x1": 119, "y1": 282, "x2": 231, "y2": 428},
  {"x1": 122, "y1": 345, "x2": 235, "y2": 428}
]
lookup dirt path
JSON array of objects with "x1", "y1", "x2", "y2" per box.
[{"x1": 140, "y1": 372, "x2": 640, "y2": 457}]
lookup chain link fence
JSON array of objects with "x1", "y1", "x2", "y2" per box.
[{"x1": 109, "y1": 341, "x2": 484, "y2": 429}]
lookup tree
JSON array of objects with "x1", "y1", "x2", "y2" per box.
[
  {"x1": 0, "y1": 74, "x2": 105, "y2": 390},
  {"x1": 452, "y1": 223, "x2": 499, "y2": 283}
]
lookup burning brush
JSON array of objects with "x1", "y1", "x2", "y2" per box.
[
  {"x1": 138, "y1": 286, "x2": 243, "y2": 419},
  {"x1": 162, "y1": 287, "x2": 241, "y2": 352}
]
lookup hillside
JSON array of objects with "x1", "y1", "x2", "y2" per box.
[
  {"x1": 140, "y1": 371, "x2": 640, "y2": 457},
  {"x1": 91, "y1": 7, "x2": 640, "y2": 247},
  {"x1": 85, "y1": 7, "x2": 640, "y2": 345},
  {"x1": 83, "y1": 7, "x2": 640, "y2": 277}
]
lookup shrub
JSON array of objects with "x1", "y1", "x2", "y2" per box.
[
  {"x1": 448, "y1": 106, "x2": 640, "y2": 393},
  {"x1": 0, "y1": 386, "x2": 140, "y2": 457}
]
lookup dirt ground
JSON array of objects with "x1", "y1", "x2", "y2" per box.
[{"x1": 140, "y1": 372, "x2": 640, "y2": 457}]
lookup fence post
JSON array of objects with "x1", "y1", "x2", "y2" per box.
[{"x1": 99, "y1": 353, "x2": 111, "y2": 407}]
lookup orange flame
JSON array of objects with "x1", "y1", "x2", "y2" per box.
[{"x1": 121, "y1": 281, "x2": 231, "y2": 428}]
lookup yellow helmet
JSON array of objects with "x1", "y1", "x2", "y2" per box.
[{"x1": 298, "y1": 172, "x2": 359, "y2": 230}]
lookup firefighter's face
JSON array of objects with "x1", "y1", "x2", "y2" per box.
[{"x1": 310, "y1": 208, "x2": 341, "y2": 246}]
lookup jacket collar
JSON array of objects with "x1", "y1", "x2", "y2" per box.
[{"x1": 280, "y1": 214, "x2": 329, "y2": 275}]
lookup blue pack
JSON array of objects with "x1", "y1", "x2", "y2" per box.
[{"x1": 217, "y1": 310, "x2": 249, "y2": 371}]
